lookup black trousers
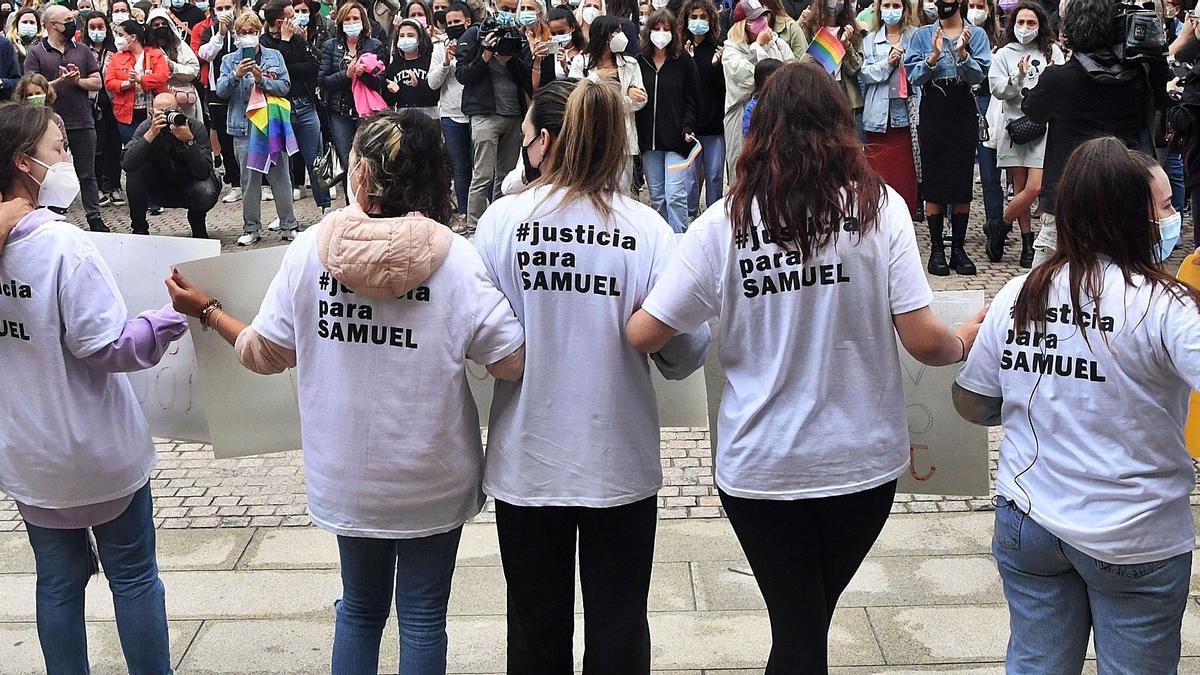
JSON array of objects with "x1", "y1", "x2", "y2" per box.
[
  {"x1": 207, "y1": 101, "x2": 241, "y2": 188},
  {"x1": 495, "y1": 496, "x2": 657, "y2": 675},
  {"x1": 719, "y1": 479, "x2": 898, "y2": 674},
  {"x1": 126, "y1": 169, "x2": 219, "y2": 238}
]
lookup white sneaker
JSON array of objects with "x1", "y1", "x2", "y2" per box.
[
  {"x1": 329, "y1": 186, "x2": 337, "y2": 200},
  {"x1": 222, "y1": 187, "x2": 243, "y2": 203},
  {"x1": 281, "y1": 229, "x2": 297, "y2": 242},
  {"x1": 263, "y1": 187, "x2": 274, "y2": 201},
  {"x1": 293, "y1": 187, "x2": 306, "y2": 201},
  {"x1": 236, "y1": 232, "x2": 261, "y2": 246},
  {"x1": 266, "y1": 218, "x2": 281, "y2": 231}
]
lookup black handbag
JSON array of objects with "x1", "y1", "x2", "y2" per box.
[
  {"x1": 313, "y1": 143, "x2": 345, "y2": 191},
  {"x1": 1006, "y1": 115, "x2": 1046, "y2": 145}
]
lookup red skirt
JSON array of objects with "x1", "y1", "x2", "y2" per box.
[{"x1": 866, "y1": 126, "x2": 918, "y2": 219}]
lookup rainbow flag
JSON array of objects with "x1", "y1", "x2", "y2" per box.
[
  {"x1": 245, "y1": 87, "x2": 299, "y2": 175},
  {"x1": 668, "y1": 141, "x2": 703, "y2": 173},
  {"x1": 806, "y1": 26, "x2": 846, "y2": 75}
]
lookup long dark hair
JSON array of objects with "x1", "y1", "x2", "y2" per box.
[
  {"x1": 639, "y1": 8, "x2": 681, "y2": 59},
  {"x1": 393, "y1": 17, "x2": 433, "y2": 57},
  {"x1": 1012, "y1": 137, "x2": 1200, "y2": 341},
  {"x1": 1002, "y1": 1, "x2": 1054, "y2": 61},
  {"x1": 582, "y1": 15, "x2": 624, "y2": 69},
  {"x1": 729, "y1": 62, "x2": 884, "y2": 258},
  {"x1": 147, "y1": 16, "x2": 181, "y2": 54},
  {"x1": 0, "y1": 103, "x2": 54, "y2": 197},
  {"x1": 351, "y1": 109, "x2": 454, "y2": 222},
  {"x1": 680, "y1": 0, "x2": 719, "y2": 47},
  {"x1": 530, "y1": 78, "x2": 577, "y2": 138},
  {"x1": 81, "y1": 11, "x2": 117, "y2": 53},
  {"x1": 607, "y1": 0, "x2": 639, "y2": 22},
  {"x1": 546, "y1": 6, "x2": 585, "y2": 50}
]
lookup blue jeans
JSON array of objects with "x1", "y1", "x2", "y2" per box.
[
  {"x1": 642, "y1": 149, "x2": 692, "y2": 233},
  {"x1": 993, "y1": 497, "x2": 1191, "y2": 674},
  {"x1": 291, "y1": 99, "x2": 332, "y2": 208},
  {"x1": 976, "y1": 95, "x2": 1004, "y2": 222},
  {"x1": 24, "y1": 482, "x2": 170, "y2": 675},
  {"x1": 1166, "y1": 151, "x2": 1185, "y2": 211},
  {"x1": 329, "y1": 112, "x2": 359, "y2": 206},
  {"x1": 441, "y1": 118, "x2": 472, "y2": 216},
  {"x1": 332, "y1": 527, "x2": 463, "y2": 675},
  {"x1": 687, "y1": 133, "x2": 725, "y2": 214}
]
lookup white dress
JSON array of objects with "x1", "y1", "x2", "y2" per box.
[{"x1": 988, "y1": 41, "x2": 1064, "y2": 169}]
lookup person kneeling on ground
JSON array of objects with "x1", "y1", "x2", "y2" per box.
[{"x1": 122, "y1": 92, "x2": 220, "y2": 238}]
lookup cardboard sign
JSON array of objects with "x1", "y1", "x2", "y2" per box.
[
  {"x1": 702, "y1": 290, "x2": 989, "y2": 497},
  {"x1": 88, "y1": 232, "x2": 220, "y2": 442},
  {"x1": 1179, "y1": 254, "x2": 1200, "y2": 458}
]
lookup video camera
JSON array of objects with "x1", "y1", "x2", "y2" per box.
[
  {"x1": 1112, "y1": 1, "x2": 1167, "y2": 64},
  {"x1": 163, "y1": 109, "x2": 189, "y2": 127},
  {"x1": 479, "y1": 16, "x2": 525, "y2": 57}
]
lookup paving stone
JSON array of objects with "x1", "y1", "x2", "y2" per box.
[{"x1": 0, "y1": 620, "x2": 200, "y2": 673}]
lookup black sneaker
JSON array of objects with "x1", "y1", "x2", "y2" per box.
[
  {"x1": 98, "y1": 193, "x2": 113, "y2": 207},
  {"x1": 148, "y1": 205, "x2": 164, "y2": 216},
  {"x1": 87, "y1": 217, "x2": 110, "y2": 233}
]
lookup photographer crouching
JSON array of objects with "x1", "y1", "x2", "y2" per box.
[{"x1": 122, "y1": 92, "x2": 220, "y2": 238}]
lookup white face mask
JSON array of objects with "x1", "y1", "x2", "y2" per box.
[
  {"x1": 237, "y1": 34, "x2": 259, "y2": 49},
  {"x1": 580, "y1": 5, "x2": 600, "y2": 22},
  {"x1": 114, "y1": 34, "x2": 129, "y2": 50},
  {"x1": 922, "y1": 1, "x2": 937, "y2": 17},
  {"x1": 343, "y1": 21, "x2": 363, "y2": 37},
  {"x1": 1154, "y1": 212, "x2": 1182, "y2": 262},
  {"x1": 28, "y1": 157, "x2": 81, "y2": 209},
  {"x1": 649, "y1": 29, "x2": 671, "y2": 48},
  {"x1": 966, "y1": 7, "x2": 987, "y2": 25},
  {"x1": 550, "y1": 32, "x2": 572, "y2": 43},
  {"x1": 214, "y1": 8, "x2": 233, "y2": 20},
  {"x1": 608, "y1": 30, "x2": 628, "y2": 52},
  {"x1": 112, "y1": 11, "x2": 129, "y2": 23},
  {"x1": 17, "y1": 22, "x2": 37, "y2": 38},
  {"x1": 651, "y1": 0, "x2": 667, "y2": 7},
  {"x1": 1014, "y1": 25, "x2": 1038, "y2": 44}
]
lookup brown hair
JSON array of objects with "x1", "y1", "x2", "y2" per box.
[
  {"x1": 0, "y1": 103, "x2": 55, "y2": 196},
  {"x1": 14, "y1": 73, "x2": 57, "y2": 106},
  {"x1": 531, "y1": 79, "x2": 628, "y2": 219},
  {"x1": 334, "y1": 1, "x2": 368, "y2": 36},
  {"x1": 351, "y1": 110, "x2": 454, "y2": 222},
  {"x1": 680, "y1": 0, "x2": 720, "y2": 47},
  {"x1": 728, "y1": 62, "x2": 884, "y2": 259},
  {"x1": 1012, "y1": 137, "x2": 1200, "y2": 342},
  {"x1": 639, "y1": 8, "x2": 681, "y2": 59}
]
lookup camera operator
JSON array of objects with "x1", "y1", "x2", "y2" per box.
[
  {"x1": 122, "y1": 92, "x2": 220, "y2": 238},
  {"x1": 455, "y1": 0, "x2": 533, "y2": 230},
  {"x1": 1022, "y1": 0, "x2": 1170, "y2": 266},
  {"x1": 1168, "y1": 6, "x2": 1200, "y2": 249}
]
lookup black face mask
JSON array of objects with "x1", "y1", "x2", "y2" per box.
[
  {"x1": 153, "y1": 25, "x2": 174, "y2": 43},
  {"x1": 521, "y1": 135, "x2": 543, "y2": 183},
  {"x1": 935, "y1": 0, "x2": 959, "y2": 19},
  {"x1": 445, "y1": 23, "x2": 466, "y2": 39},
  {"x1": 433, "y1": 9, "x2": 446, "y2": 25},
  {"x1": 61, "y1": 19, "x2": 78, "y2": 36}
]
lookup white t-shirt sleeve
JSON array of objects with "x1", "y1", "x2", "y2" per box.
[
  {"x1": 1159, "y1": 291, "x2": 1200, "y2": 391},
  {"x1": 59, "y1": 249, "x2": 129, "y2": 359},
  {"x1": 956, "y1": 277, "x2": 1022, "y2": 398},
  {"x1": 641, "y1": 212, "x2": 721, "y2": 334},
  {"x1": 883, "y1": 188, "x2": 934, "y2": 315},
  {"x1": 466, "y1": 264, "x2": 525, "y2": 366},
  {"x1": 250, "y1": 246, "x2": 300, "y2": 351}
]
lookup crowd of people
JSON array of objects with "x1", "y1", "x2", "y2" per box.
[{"x1": 2, "y1": 0, "x2": 1200, "y2": 672}]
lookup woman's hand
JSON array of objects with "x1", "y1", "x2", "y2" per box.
[
  {"x1": 930, "y1": 27, "x2": 943, "y2": 61},
  {"x1": 628, "y1": 86, "x2": 647, "y2": 103},
  {"x1": 165, "y1": 268, "x2": 215, "y2": 319},
  {"x1": 956, "y1": 27, "x2": 971, "y2": 61},
  {"x1": 1017, "y1": 53, "x2": 1030, "y2": 75},
  {"x1": 756, "y1": 26, "x2": 774, "y2": 46},
  {"x1": 955, "y1": 306, "x2": 988, "y2": 358}
]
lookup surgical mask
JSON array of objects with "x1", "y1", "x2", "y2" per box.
[
  {"x1": 446, "y1": 23, "x2": 466, "y2": 38},
  {"x1": 922, "y1": 1, "x2": 937, "y2": 18},
  {"x1": 409, "y1": 14, "x2": 427, "y2": 25},
  {"x1": 112, "y1": 11, "x2": 129, "y2": 23},
  {"x1": 935, "y1": 0, "x2": 958, "y2": 19},
  {"x1": 114, "y1": 34, "x2": 129, "y2": 50},
  {"x1": 214, "y1": 8, "x2": 233, "y2": 20},
  {"x1": 1154, "y1": 212, "x2": 1182, "y2": 262},
  {"x1": 293, "y1": 12, "x2": 309, "y2": 26},
  {"x1": 608, "y1": 30, "x2": 627, "y2": 52},
  {"x1": 25, "y1": 93, "x2": 46, "y2": 106},
  {"x1": 195, "y1": 0, "x2": 208, "y2": 9},
  {"x1": 494, "y1": 9, "x2": 516, "y2": 24},
  {"x1": 342, "y1": 20, "x2": 363, "y2": 36},
  {"x1": 88, "y1": 28, "x2": 106, "y2": 42},
  {"x1": 651, "y1": 0, "x2": 667, "y2": 8},
  {"x1": 550, "y1": 31, "x2": 572, "y2": 43},
  {"x1": 580, "y1": 5, "x2": 600, "y2": 22},
  {"x1": 966, "y1": 7, "x2": 986, "y2": 25},
  {"x1": 687, "y1": 18, "x2": 708, "y2": 35},
  {"x1": 397, "y1": 35, "x2": 418, "y2": 50},
  {"x1": 1014, "y1": 25, "x2": 1037, "y2": 44},
  {"x1": 170, "y1": 0, "x2": 184, "y2": 7},
  {"x1": 27, "y1": 157, "x2": 81, "y2": 209},
  {"x1": 236, "y1": 34, "x2": 258, "y2": 48},
  {"x1": 998, "y1": 0, "x2": 1017, "y2": 10},
  {"x1": 517, "y1": 9, "x2": 538, "y2": 24},
  {"x1": 18, "y1": 23, "x2": 38, "y2": 38},
  {"x1": 649, "y1": 28, "x2": 671, "y2": 48},
  {"x1": 881, "y1": 7, "x2": 902, "y2": 24}
]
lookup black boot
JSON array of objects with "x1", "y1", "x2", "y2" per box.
[
  {"x1": 949, "y1": 212, "x2": 976, "y2": 275},
  {"x1": 984, "y1": 219, "x2": 1011, "y2": 263},
  {"x1": 927, "y1": 213, "x2": 950, "y2": 276},
  {"x1": 1019, "y1": 232, "x2": 1035, "y2": 269},
  {"x1": 914, "y1": 202, "x2": 926, "y2": 223}
]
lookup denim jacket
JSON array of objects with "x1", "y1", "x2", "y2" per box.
[
  {"x1": 215, "y1": 46, "x2": 291, "y2": 137},
  {"x1": 860, "y1": 27, "x2": 920, "y2": 133},
  {"x1": 903, "y1": 23, "x2": 990, "y2": 87}
]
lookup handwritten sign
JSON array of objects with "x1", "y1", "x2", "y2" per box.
[
  {"x1": 703, "y1": 290, "x2": 989, "y2": 497},
  {"x1": 88, "y1": 232, "x2": 220, "y2": 442}
]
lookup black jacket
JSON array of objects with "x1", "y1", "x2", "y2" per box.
[
  {"x1": 122, "y1": 116, "x2": 217, "y2": 185},
  {"x1": 635, "y1": 51, "x2": 699, "y2": 156},
  {"x1": 455, "y1": 24, "x2": 532, "y2": 116},
  {"x1": 262, "y1": 32, "x2": 320, "y2": 103},
  {"x1": 689, "y1": 40, "x2": 724, "y2": 136},
  {"x1": 318, "y1": 35, "x2": 387, "y2": 118}
]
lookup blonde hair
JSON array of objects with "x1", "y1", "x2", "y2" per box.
[
  {"x1": 233, "y1": 9, "x2": 262, "y2": 33},
  {"x1": 869, "y1": 0, "x2": 918, "y2": 31},
  {"x1": 532, "y1": 79, "x2": 627, "y2": 219}
]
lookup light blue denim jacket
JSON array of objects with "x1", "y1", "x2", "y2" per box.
[
  {"x1": 215, "y1": 46, "x2": 291, "y2": 138},
  {"x1": 903, "y1": 22, "x2": 990, "y2": 87},
  {"x1": 860, "y1": 27, "x2": 920, "y2": 133}
]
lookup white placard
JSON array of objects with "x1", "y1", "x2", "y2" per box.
[
  {"x1": 88, "y1": 232, "x2": 220, "y2": 442},
  {"x1": 175, "y1": 247, "x2": 302, "y2": 459}
]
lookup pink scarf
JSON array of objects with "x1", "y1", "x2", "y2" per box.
[{"x1": 352, "y1": 52, "x2": 388, "y2": 118}]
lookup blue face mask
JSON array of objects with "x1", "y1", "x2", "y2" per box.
[
  {"x1": 517, "y1": 9, "x2": 537, "y2": 25},
  {"x1": 1153, "y1": 212, "x2": 1182, "y2": 262},
  {"x1": 343, "y1": 21, "x2": 363, "y2": 36},
  {"x1": 195, "y1": 0, "x2": 208, "y2": 9},
  {"x1": 881, "y1": 8, "x2": 903, "y2": 24},
  {"x1": 687, "y1": 18, "x2": 708, "y2": 35},
  {"x1": 397, "y1": 36, "x2": 418, "y2": 51},
  {"x1": 293, "y1": 12, "x2": 309, "y2": 26},
  {"x1": 494, "y1": 9, "x2": 516, "y2": 24},
  {"x1": 88, "y1": 28, "x2": 106, "y2": 42},
  {"x1": 170, "y1": 0, "x2": 185, "y2": 8}
]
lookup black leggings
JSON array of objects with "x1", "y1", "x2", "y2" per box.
[
  {"x1": 719, "y1": 479, "x2": 898, "y2": 674},
  {"x1": 495, "y1": 496, "x2": 657, "y2": 675}
]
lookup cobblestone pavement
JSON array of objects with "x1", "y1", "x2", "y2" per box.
[{"x1": 4, "y1": 185, "x2": 1193, "y2": 530}]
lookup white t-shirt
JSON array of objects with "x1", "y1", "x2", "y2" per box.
[
  {"x1": 252, "y1": 228, "x2": 524, "y2": 538},
  {"x1": 641, "y1": 188, "x2": 933, "y2": 499},
  {"x1": 957, "y1": 265, "x2": 1200, "y2": 564},
  {"x1": 0, "y1": 215, "x2": 156, "y2": 508},
  {"x1": 473, "y1": 186, "x2": 678, "y2": 507}
]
